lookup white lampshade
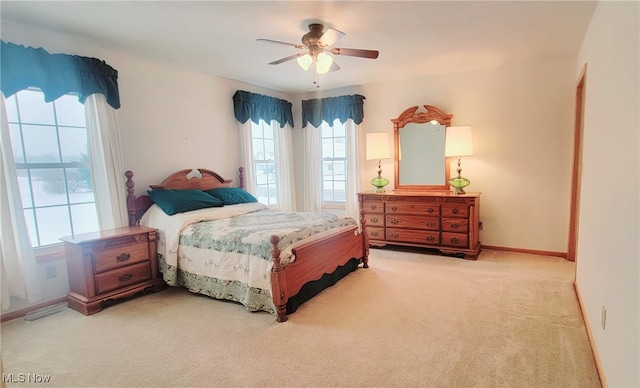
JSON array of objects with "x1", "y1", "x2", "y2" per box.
[
  {"x1": 315, "y1": 52, "x2": 333, "y2": 74},
  {"x1": 366, "y1": 132, "x2": 392, "y2": 160},
  {"x1": 297, "y1": 54, "x2": 312, "y2": 71},
  {"x1": 445, "y1": 126, "x2": 474, "y2": 157}
]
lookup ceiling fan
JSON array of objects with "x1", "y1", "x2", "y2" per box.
[{"x1": 257, "y1": 23, "x2": 379, "y2": 74}]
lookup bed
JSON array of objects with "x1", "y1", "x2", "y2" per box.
[{"x1": 125, "y1": 168, "x2": 369, "y2": 322}]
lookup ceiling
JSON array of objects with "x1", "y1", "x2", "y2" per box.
[{"x1": 0, "y1": 1, "x2": 597, "y2": 94}]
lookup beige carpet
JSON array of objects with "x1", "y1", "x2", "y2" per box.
[{"x1": 1, "y1": 248, "x2": 600, "y2": 388}]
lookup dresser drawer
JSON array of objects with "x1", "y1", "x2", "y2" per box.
[
  {"x1": 442, "y1": 218, "x2": 469, "y2": 233},
  {"x1": 387, "y1": 202, "x2": 440, "y2": 216},
  {"x1": 366, "y1": 227, "x2": 385, "y2": 240},
  {"x1": 441, "y1": 232, "x2": 469, "y2": 248},
  {"x1": 386, "y1": 215, "x2": 439, "y2": 230},
  {"x1": 365, "y1": 213, "x2": 385, "y2": 227},
  {"x1": 93, "y1": 242, "x2": 150, "y2": 273},
  {"x1": 362, "y1": 200, "x2": 384, "y2": 213},
  {"x1": 387, "y1": 228, "x2": 440, "y2": 245},
  {"x1": 94, "y1": 261, "x2": 151, "y2": 294},
  {"x1": 441, "y1": 204, "x2": 468, "y2": 218}
]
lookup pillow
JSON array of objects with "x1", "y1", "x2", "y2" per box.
[
  {"x1": 205, "y1": 187, "x2": 258, "y2": 205},
  {"x1": 147, "y1": 189, "x2": 224, "y2": 215}
]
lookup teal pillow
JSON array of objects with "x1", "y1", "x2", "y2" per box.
[
  {"x1": 205, "y1": 187, "x2": 258, "y2": 205},
  {"x1": 148, "y1": 189, "x2": 224, "y2": 215}
]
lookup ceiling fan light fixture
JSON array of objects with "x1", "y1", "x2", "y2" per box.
[
  {"x1": 297, "y1": 54, "x2": 313, "y2": 71},
  {"x1": 315, "y1": 52, "x2": 333, "y2": 74}
]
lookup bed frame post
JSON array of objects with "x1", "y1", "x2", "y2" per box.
[
  {"x1": 125, "y1": 170, "x2": 137, "y2": 226},
  {"x1": 238, "y1": 167, "x2": 245, "y2": 189},
  {"x1": 270, "y1": 235, "x2": 288, "y2": 322},
  {"x1": 359, "y1": 209, "x2": 370, "y2": 268}
]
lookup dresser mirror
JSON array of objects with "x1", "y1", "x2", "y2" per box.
[{"x1": 392, "y1": 105, "x2": 453, "y2": 191}]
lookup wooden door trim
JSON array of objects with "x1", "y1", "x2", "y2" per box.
[{"x1": 568, "y1": 64, "x2": 587, "y2": 262}]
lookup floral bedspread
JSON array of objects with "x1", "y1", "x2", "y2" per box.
[{"x1": 140, "y1": 203, "x2": 357, "y2": 314}]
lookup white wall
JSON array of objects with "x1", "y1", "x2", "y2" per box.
[
  {"x1": 293, "y1": 58, "x2": 576, "y2": 253},
  {"x1": 575, "y1": 2, "x2": 640, "y2": 387}
]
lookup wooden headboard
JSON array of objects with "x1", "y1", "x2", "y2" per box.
[{"x1": 125, "y1": 167, "x2": 244, "y2": 226}]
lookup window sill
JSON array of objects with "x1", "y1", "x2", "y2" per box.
[{"x1": 34, "y1": 244, "x2": 66, "y2": 263}]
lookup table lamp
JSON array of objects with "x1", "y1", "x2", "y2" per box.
[
  {"x1": 445, "y1": 126, "x2": 474, "y2": 194},
  {"x1": 366, "y1": 132, "x2": 392, "y2": 193}
]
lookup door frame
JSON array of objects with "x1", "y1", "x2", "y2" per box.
[{"x1": 567, "y1": 64, "x2": 587, "y2": 262}]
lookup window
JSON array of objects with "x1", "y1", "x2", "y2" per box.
[
  {"x1": 251, "y1": 120, "x2": 278, "y2": 206},
  {"x1": 4, "y1": 89, "x2": 98, "y2": 248},
  {"x1": 321, "y1": 120, "x2": 347, "y2": 206}
]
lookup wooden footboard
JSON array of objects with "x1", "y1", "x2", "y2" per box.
[{"x1": 270, "y1": 224, "x2": 369, "y2": 322}]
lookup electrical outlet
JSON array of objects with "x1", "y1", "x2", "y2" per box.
[
  {"x1": 45, "y1": 265, "x2": 57, "y2": 279},
  {"x1": 479, "y1": 221, "x2": 484, "y2": 230},
  {"x1": 601, "y1": 305, "x2": 607, "y2": 330}
]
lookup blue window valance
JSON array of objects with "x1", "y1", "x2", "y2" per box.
[
  {"x1": 301, "y1": 94, "x2": 365, "y2": 128},
  {"x1": 1, "y1": 41, "x2": 121, "y2": 109},
  {"x1": 232, "y1": 90, "x2": 294, "y2": 128}
]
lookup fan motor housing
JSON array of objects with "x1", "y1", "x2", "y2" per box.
[{"x1": 302, "y1": 23, "x2": 325, "y2": 52}]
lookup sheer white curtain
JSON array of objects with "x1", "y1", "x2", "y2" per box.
[
  {"x1": 273, "y1": 120, "x2": 296, "y2": 212},
  {"x1": 85, "y1": 93, "x2": 127, "y2": 229},
  {"x1": 237, "y1": 119, "x2": 256, "y2": 193},
  {"x1": 345, "y1": 119, "x2": 364, "y2": 222},
  {"x1": 0, "y1": 97, "x2": 41, "y2": 310},
  {"x1": 301, "y1": 124, "x2": 323, "y2": 212}
]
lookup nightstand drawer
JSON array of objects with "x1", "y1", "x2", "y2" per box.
[
  {"x1": 95, "y1": 262, "x2": 151, "y2": 294},
  {"x1": 93, "y1": 242, "x2": 150, "y2": 273}
]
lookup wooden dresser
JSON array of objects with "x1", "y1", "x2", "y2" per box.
[
  {"x1": 357, "y1": 191, "x2": 481, "y2": 259},
  {"x1": 61, "y1": 226, "x2": 166, "y2": 314}
]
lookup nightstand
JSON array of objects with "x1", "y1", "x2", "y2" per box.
[{"x1": 61, "y1": 226, "x2": 166, "y2": 315}]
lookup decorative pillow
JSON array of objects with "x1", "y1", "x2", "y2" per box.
[
  {"x1": 205, "y1": 187, "x2": 258, "y2": 205},
  {"x1": 147, "y1": 189, "x2": 224, "y2": 215}
]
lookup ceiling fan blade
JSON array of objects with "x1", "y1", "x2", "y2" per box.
[
  {"x1": 257, "y1": 39, "x2": 305, "y2": 50},
  {"x1": 330, "y1": 48, "x2": 379, "y2": 59},
  {"x1": 268, "y1": 53, "x2": 305, "y2": 65},
  {"x1": 329, "y1": 60, "x2": 341, "y2": 72},
  {"x1": 318, "y1": 28, "x2": 345, "y2": 47}
]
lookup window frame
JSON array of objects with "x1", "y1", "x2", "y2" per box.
[
  {"x1": 320, "y1": 120, "x2": 348, "y2": 209},
  {"x1": 4, "y1": 88, "x2": 99, "y2": 250}
]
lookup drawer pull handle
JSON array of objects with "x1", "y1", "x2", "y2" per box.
[
  {"x1": 119, "y1": 273, "x2": 133, "y2": 282},
  {"x1": 451, "y1": 223, "x2": 458, "y2": 229},
  {"x1": 390, "y1": 219, "x2": 398, "y2": 225},
  {"x1": 116, "y1": 253, "x2": 131, "y2": 262},
  {"x1": 371, "y1": 205, "x2": 377, "y2": 210},
  {"x1": 391, "y1": 206, "x2": 398, "y2": 211},
  {"x1": 370, "y1": 231, "x2": 378, "y2": 236},
  {"x1": 426, "y1": 222, "x2": 436, "y2": 227},
  {"x1": 452, "y1": 208, "x2": 459, "y2": 214},
  {"x1": 390, "y1": 233, "x2": 399, "y2": 238},
  {"x1": 450, "y1": 238, "x2": 459, "y2": 244},
  {"x1": 370, "y1": 217, "x2": 378, "y2": 223},
  {"x1": 427, "y1": 208, "x2": 434, "y2": 213},
  {"x1": 426, "y1": 236, "x2": 436, "y2": 242}
]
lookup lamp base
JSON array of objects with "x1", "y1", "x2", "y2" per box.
[
  {"x1": 371, "y1": 176, "x2": 389, "y2": 193},
  {"x1": 449, "y1": 176, "x2": 470, "y2": 195}
]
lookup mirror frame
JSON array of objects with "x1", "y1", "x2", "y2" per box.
[{"x1": 392, "y1": 105, "x2": 453, "y2": 191}]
